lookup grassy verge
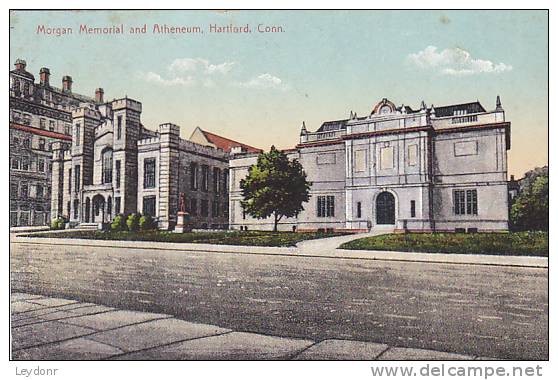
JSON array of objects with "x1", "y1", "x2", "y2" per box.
[
  {"x1": 339, "y1": 231, "x2": 548, "y2": 257},
  {"x1": 22, "y1": 230, "x2": 349, "y2": 247}
]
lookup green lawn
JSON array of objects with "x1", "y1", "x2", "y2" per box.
[
  {"x1": 24, "y1": 230, "x2": 349, "y2": 247},
  {"x1": 339, "y1": 231, "x2": 548, "y2": 257}
]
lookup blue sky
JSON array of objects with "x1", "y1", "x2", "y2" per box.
[{"x1": 10, "y1": 10, "x2": 548, "y2": 177}]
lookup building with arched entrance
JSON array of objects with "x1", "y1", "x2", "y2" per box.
[
  {"x1": 50, "y1": 96, "x2": 260, "y2": 230},
  {"x1": 229, "y1": 97, "x2": 511, "y2": 233}
]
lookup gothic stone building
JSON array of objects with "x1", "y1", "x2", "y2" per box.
[
  {"x1": 49, "y1": 95, "x2": 261, "y2": 230},
  {"x1": 229, "y1": 97, "x2": 511, "y2": 232},
  {"x1": 9, "y1": 59, "x2": 102, "y2": 227}
]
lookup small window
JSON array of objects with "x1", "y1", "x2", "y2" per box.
[
  {"x1": 39, "y1": 118, "x2": 46, "y2": 130},
  {"x1": 75, "y1": 124, "x2": 81, "y2": 146},
  {"x1": 74, "y1": 165, "x2": 81, "y2": 191},
  {"x1": 114, "y1": 196, "x2": 121, "y2": 214},
  {"x1": 38, "y1": 158, "x2": 45, "y2": 173},
  {"x1": 190, "y1": 163, "x2": 198, "y2": 190},
  {"x1": 356, "y1": 202, "x2": 362, "y2": 218},
  {"x1": 143, "y1": 196, "x2": 156, "y2": 216},
  {"x1": 410, "y1": 200, "x2": 416, "y2": 218},
  {"x1": 21, "y1": 183, "x2": 29, "y2": 198},
  {"x1": 189, "y1": 198, "x2": 197, "y2": 216},
  {"x1": 201, "y1": 165, "x2": 209, "y2": 192},
  {"x1": 23, "y1": 139, "x2": 31, "y2": 148},
  {"x1": 115, "y1": 160, "x2": 121, "y2": 189},
  {"x1": 36, "y1": 184, "x2": 44, "y2": 199},
  {"x1": 38, "y1": 138, "x2": 46, "y2": 151},
  {"x1": 117, "y1": 115, "x2": 122, "y2": 140},
  {"x1": 213, "y1": 167, "x2": 221, "y2": 193},
  {"x1": 454, "y1": 189, "x2": 478, "y2": 215},
  {"x1": 49, "y1": 120, "x2": 55, "y2": 132},
  {"x1": 201, "y1": 199, "x2": 209, "y2": 217},
  {"x1": 73, "y1": 199, "x2": 79, "y2": 219},
  {"x1": 317, "y1": 196, "x2": 335, "y2": 217}
]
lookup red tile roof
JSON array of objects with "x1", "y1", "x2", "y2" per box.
[
  {"x1": 201, "y1": 129, "x2": 262, "y2": 153},
  {"x1": 10, "y1": 123, "x2": 72, "y2": 141}
]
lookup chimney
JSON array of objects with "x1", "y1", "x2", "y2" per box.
[
  {"x1": 62, "y1": 75, "x2": 72, "y2": 93},
  {"x1": 14, "y1": 59, "x2": 26, "y2": 71},
  {"x1": 39, "y1": 67, "x2": 50, "y2": 86},
  {"x1": 95, "y1": 88, "x2": 104, "y2": 103}
]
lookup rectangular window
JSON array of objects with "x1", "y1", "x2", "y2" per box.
[
  {"x1": 411, "y1": 200, "x2": 416, "y2": 218},
  {"x1": 115, "y1": 160, "x2": 121, "y2": 189},
  {"x1": 213, "y1": 167, "x2": 221, "y2": 193},
  {"x1": 114, "y1": 197, "x2": 121, "y2": 214},
  {"x1": 223, "y1": 170, "x2": 229, "y2": 194},
  {"x1": 357, "y1": 202, "x2": 362, "y2": 218},
  {"x1": 39, "y1": 118, "x2": 46, "y2": 129},
  {"x1": 189, "y1": 198, "x2": 197, "y2": 216},
  {"x1": 39, "y1": 138, "x2": 46, "y2": 151},
  {"x1": 36, "y1": 184, "x2": 44, "y2": 199},
  {"x1": 201, "y1": 199, "x2": 209, "y2": 217},
  {"x1": 143, "y1": 158, "x2": 156, "y2": 189},
  {"x1": 190, "y1": 163, "x2": 198, "y2": 190},
  {"x1": 354, "y1": 150, "x2": 367, "y2": 172},
  {"x1": 73, "y1": 199, "x2": 79, "y2": 219},
  {"x1": 19, "y1": 211, "x2": 30, "y2": 226},
  {"x1": 408, "y1": 144, "x2": 418, "y2": 166},
  {"x1": 117, "y1": 116, "x2": 122, "y2": 140},
  {"x1": 74, "y1": 165, "x2": 81, "y2": 191},
  {"x1": 10, "y1": 212, "x2": 18, "y2": 227},
  {"x1": 11, "y1": 157, "x2": 20, "y2": 170},
  {"x1": 21, "y1": 183, "x2": 28, "y2": 198},
  {"x1": 49, "y1": 120, "x2": 55, "y2": 132},
  {"x1": 38, "y1": 158, "x2": 45, "y2": 173},
  {"x1": 10, "y1": 182, "x2": 18, "y2": 198},
  {"x1": 454, "y1": 190, "x2": 477, "y2": 215},
  {"x1": 64, "y1": 124, "x2": 71, "y2": 135},
  {"x1": 201, "y1": 165, "x2": 209, "y2": 192},
  {"x1": 143, "y1": 196, "x2": 156, "y2": 216},
  {"x1": 75, "y1": 124, "x2": 81, "y2": 146},
  {"x1": 317, "y1": 196, "x2": 335, "y2": 217},
  {"x1": 380, "y1": 146, "x2": 394, "y2": 170},
  {"x1": 212, "y1": 200, "x2": 220, "y2": 217},
  {"x1": 68, "y1": 168, "x2": 72, "y2": 194}
]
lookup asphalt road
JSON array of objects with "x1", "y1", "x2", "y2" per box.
[{"x1": 10, "y1": 240, "x2": 548, "y2": 360}]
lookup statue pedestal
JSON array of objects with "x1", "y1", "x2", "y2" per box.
[{"x1": 173, "y1": 211, "x2": 191, "y2": 233}]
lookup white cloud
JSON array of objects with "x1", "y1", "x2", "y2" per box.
[
  {"x1": 236, "y1": 73, "x2": 288, "y2": 90},
  {"x1": 408, "y1": 46, "x2": 512, "y2": 76},
  {"x1": 168, "y1": 58, "x2": 235, "y2": 75},
  {"x1": 142, "y1": 71, "x2": 195, "y2": 87}
]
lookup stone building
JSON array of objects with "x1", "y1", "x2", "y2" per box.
[
  {"x1": 50, "y1": 95, "x2": 259, "y2": 230},
  {"x1": 9, "y1": 59, "x2": 100, "y2": 227},
  {"x1": 229, "y1": 97, "x2": 511, "y2": 232}
]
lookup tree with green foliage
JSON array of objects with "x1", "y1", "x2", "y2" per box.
[
  {"x1": 126, "y1": 213, "x2": 141, "y2": 232},
  {"x1": 511, "y1": 173, "x2": 548, "y2": 231},
  {"x1": 110, "y1": 214, "x2": 127, "y2": 231},
  {"x1": 240, "y1": 146, "x2": 311, "y2": 231}
]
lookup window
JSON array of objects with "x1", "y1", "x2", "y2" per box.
[
  {"x1": 201, "y1": 165, "x2": 209, "y2": 192},
  {"x1": 21, "y1": 183, "x2": 28, "y2": 198},
  {"x1": 38, "y1": 159, "x2": 45, "y2": 172},
  {"x1": 102, "y1": 149, "x2": 113, "y2": 184},
  {"x1": 23, "y1": 139, "x2": 30, "y2": 148},
  {"x1": 213, "y1": 167, "x2": 221, "y2": 193},
  {"x1": 411, "y1": 200, "x2": 416, "y2": 218},
  {"x1": 68, "y1": 168, "x2": 72, "y2": 194},
  {"x1": 117, "y1": 115, "x2": 122, "y2": 140},
  {"x1": 242, "y1": 206, "x2": 246, "y2": 220},
  {"x1": 12, "y1": 137, "x2": 20, "y2": 146},
  {"x1": 454, "y1": 189, "x2": 478, "y2": 215},
  {"x1": 64, "y1": 124, "x2": 71, "y2": 135},
  {"x1": 67, "y1": 201, "x2": 71, "y2": 216},
  {"x1": 115, "y1": 160, "x2": 121, "y2": 189},
  {"x1": 114, "y1": 197, "x2": 121, "y2": 214},
  {"x1": 408, "y1": 144, "x2": 418, "y2": 166},
  {"x1": 212, "y1": 200, "x2": 220, "y2": 217},
  {"x1": 190, "y1": 163, "x2": 198, "y2": 190},
  {"x1": 36, "y1": 184, "x2": 44, "y2": 199},
  {"x1": 19, "y1": 211, "x2": 30, "y2": 226},
  {"x1": 143, "y1": 196, "x2": 156, "y2": 216},
  {"x1": 10, "y1": 182, "x2": 18, "y2": 197},
  {"x1": 75, "y1": 123, "x2": 81, "y2": 146},
  {"x1": 38, "y1": 138, "x2": 46, "y2": 151},
  {"x1": 11, "y1": 157, "x2": 20, "y2": 170},
  {"x1": 74, "y1": 165, "x2": 81, "y2": 191},
  {"x1": 223, "y1": 169, "x2": 229, "y2": 194},
  {"x1": 201, "y1": 200, "x2": 209, "y2": 217},
  {"x1": 49, "y1": 120, "x2": 55, "y2": 131},
  {"x1": 39, "y1": 118, "x2": 46, "y2": 129},
  {"x1": 317, "y1": 195, "x2": 335, "y2": 217},
  {"x1": 22, "y1": 158, "x2": 29, "y2": 171},
  {"x1": 143, "y1": 158, "x2": 156, "y2": 188},
  {"x1": 73, "y1": 199, "x2": 79, "y2": 219},
  {"x1": 380, "y1": 146, "x2": 394, "y2": 169},
  {"x1": 189, "y1": 198, "x2": 197, "y2": 216},
  {"x1": 357, "y1": 202, "x2": 362, "y2": 218},
  {"x1": 10, "y1": 212, "x2": 18, "y2": 227},
  {"x1": 223, "y1": 202, "x2": 229, "y2": 218},
  {"x1": 354, "y1": 150, "x2": 366, "y2": 172}
]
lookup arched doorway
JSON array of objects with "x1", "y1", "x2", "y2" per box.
[
  {"x1": 92, "y1": 194, "x2": 105, "y2": 223},
  {"x1": 376, "y1": 191, "x2": 395, "y2": 225}
]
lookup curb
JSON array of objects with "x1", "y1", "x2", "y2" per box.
[{"x1": 11, "y1": 235, "x2": 548, "y2": 269}]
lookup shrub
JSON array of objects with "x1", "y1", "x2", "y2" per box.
[
  {"x1": 139, "y1": 214, "x2": 157, "y2": 231},
  {"x1": 126, "y1": 213, "x2": 141, "y2": 232},
  {"x1": 110, "y1": 214, "x2": 127, "y2": 232},
  {"x1": 50, "y1": 216, "x2": 67, "y2": 230}
]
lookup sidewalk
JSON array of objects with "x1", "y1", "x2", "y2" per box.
[
  {"x1": 11, "y1": 233, "x2": 548, "y2": 268},
  {"x1": 11, "y1": 293, "x2": 493, "y2": 360}
]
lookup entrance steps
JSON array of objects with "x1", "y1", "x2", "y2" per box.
[{"x1": 76, "y1": 222, "x2": 101, "y2": 231}]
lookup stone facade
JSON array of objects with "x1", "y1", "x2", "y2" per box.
[
  {"x1": 9, "y1": 59, "x2": 101, "y2": 227},
  {"x1": 50, "y1": 98, "x2": 232, "y2": 230},
  {"x1": 229, "y1": 98, "x2": 511, "y2": 233}
]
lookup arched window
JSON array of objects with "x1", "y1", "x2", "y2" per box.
[{"x1": 102, "y1": 148, "x2": 113, "y2": 184}]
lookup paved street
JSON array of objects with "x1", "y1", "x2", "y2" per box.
[{"x1": 10, "y1": 239, "x2": 548, "y2": 360}]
